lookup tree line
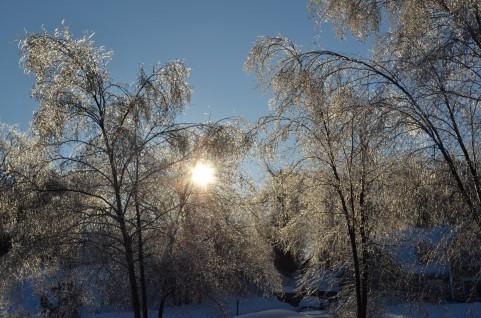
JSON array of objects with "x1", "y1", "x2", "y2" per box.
[{"x1": 1, "y1": 1, "x2": 481, "y2": 318}]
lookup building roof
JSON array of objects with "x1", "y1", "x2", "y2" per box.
[{"x1": 385, "y1": 226, "x2": 454, "y2": 277}]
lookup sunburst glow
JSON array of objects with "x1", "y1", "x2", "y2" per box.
[{"x1": 191, "y1": 161, "x2": 216, "y2": 188}]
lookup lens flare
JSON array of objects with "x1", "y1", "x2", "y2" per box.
[{"x1": 191, "y1": 161, "x2": 216, "y2": 188}]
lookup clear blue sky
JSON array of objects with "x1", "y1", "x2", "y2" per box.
[{"x1": 0, "y1": 0, "x2": 367, "y2": 130}]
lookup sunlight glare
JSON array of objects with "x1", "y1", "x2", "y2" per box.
[{"x1": 191, "y1": 161, "x2": 216, "y2": 188}]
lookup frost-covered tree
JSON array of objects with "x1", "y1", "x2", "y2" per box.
[
  {"x1": 3, "y1": 25, "x2": 280, "y2": 318},
  {"x1": 309, "y1": 1, "x2": 481, "y2": 302},
  {"x1": 247, "y1": 0, "x2": 481, "y2": 315},
  {"x1": 307, "y1": 0, "x2": 481, "y2": 229},
  {"x1": 17, "y1": 25, "x2": 192, "y2": 318},
  {"x1": 144, "y1": 126, "x2": 281, "y2": 318},
  {"x1": 0, "y1": 126, "x2": 91, "y2": 317},
  {"x1": 0, "y1": 127, "x2": 16, "y2": 260},
  {"x1": 246, "y1": 44, "x2": 403, "y2": 316}
]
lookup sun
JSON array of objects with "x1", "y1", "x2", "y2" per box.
[{"x1": 191, "y1": 161, "x2": 216, "y2": 188}]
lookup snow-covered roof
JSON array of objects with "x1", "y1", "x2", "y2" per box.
[{"x1": 384, "y1": 226, "x2": 454, "y2": 277}]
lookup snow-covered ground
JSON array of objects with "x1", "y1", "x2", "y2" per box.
[
  {"x1": 86, "y1": 296, "x2": 481, "y2": 318},
  {"x1": 87, "y1": 295, "x2": 318, "y2": 318},
  {"x1": 10, "y1": 280, "x2": 475, "y2": 318},
  {"x1": 236, "y1": 309, "x2": 330, "y2": 318},
  {"x1": 385, "y1": 302, "x2": 481, "y2": 318},
  {"x1": 88, "y1": 300, "x2": 481, "y2": 318}
]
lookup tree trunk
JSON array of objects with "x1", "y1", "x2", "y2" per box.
[
  {"x1": 332, "y1": 167, "x2": 366, "y2": 318},
  {"x1": 133, "y1": 110, "x2": 149, "y2": 318},
  {"x1": 359, "y1": 233, "x2": 369, "y2": 318},
  {"x1": 358, "y1": 158, "x2": 369, "y2": 318},
  {"x1": 360, "y1": 257, "x2": 368, "y2": 318},
  {"x1": 114, "y1": 180, "x2": 142, "y2": 318},
  {"x1": 103, "y1": 122, "x2": 142, "y2": 318},
  {"x1": 120, "y1": 219, "x2": 142, "y2": 318},
  {"x1": 158, "y1": 294, "x2": 168, "y2": 318},
  {"x1": 348, "y1": 229, "x2": 366, "y2": 318},
  {"x1": 136, "y1": 197, "x2": 149, "y2": 318}
]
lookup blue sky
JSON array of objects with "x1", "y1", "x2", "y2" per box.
[{"x1": 0, "y1": 0, "x2": 368, "y2": 130}]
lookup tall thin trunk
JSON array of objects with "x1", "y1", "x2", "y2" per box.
[
  {"x1": 348, "y1": 229, "x2": 365, "y2": 318},
  {"x1": 359, "y1": 137, "x2": 369, "y2": 318},
  {"x1": 100, "y1": 112, "x2": 142, "y2": 318},
  {"x1": 330, "y1": 156, "x2": 366, "y2": 318},
  {"x1": 111, "y1": 151, "x2": 142, "y2": 318},
  {"x1": 119, "y1": 217, "x2": 142, "y2": 318},
  {"x1": 158, "y1": 294, "x2": 168, "y2": 318},
  {"x1": 136, "y1": 185, "x2": 149, "y2": 318},
  {"x1": 359, "y1": 207, "x2": 369, "y2": 318},
  {"x1": 134, "y1": 146, "x2": 149, "y2": 318}
]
